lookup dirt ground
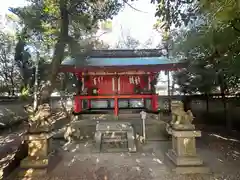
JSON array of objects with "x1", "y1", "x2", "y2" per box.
[
  {"x1": 3, "y1": 112, "x2": 240, "y2": 180},
  {"x1": 9, "y1": 131, "x2": 240, "y2": 180}
]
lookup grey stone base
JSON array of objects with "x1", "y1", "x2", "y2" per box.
[
  {"x1": 18, "y1": 156, "x2": 49, "y2": 178},
  {"x1": 166, "y1": 152, "x2": 210, "y2": 174},
  {"x1": 18, "y1": 168, "x2": 47, "y2": 178},
  {"x1": 20, "y1": 156, "x2": 49, "y2": 169},
  {"x1": 94, "y1": 122, "x2": 137, "y2": 153},
  {"x1": 167, "y1": 150, "x2": 203, "y2": 166}
]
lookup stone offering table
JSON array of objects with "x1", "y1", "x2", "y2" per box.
[
  {"x1": 95, "y1": 121, "x2": 136, "y2": 153},
  {"x1": 166, "y1": 128, "x2": 209, "y2": 174}
]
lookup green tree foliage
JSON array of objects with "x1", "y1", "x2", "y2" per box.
[
  {"x1": 151, "y1": 0, "x2": 200, "y2": 30},
  {"x1": 0, "y1": 31, "x2": 21, "y2": 95},
  {"x1": 10, "y1": 0, "x2": 124, "y2": 103},
  {"x1": 151, "y1": 0, "x2": 240, "y2": 94},
  {"x1": 172, "y1": 21, "x2": 240, "y2": 94}
]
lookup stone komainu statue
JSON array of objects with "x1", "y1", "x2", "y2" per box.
[
  {"x1": 24, "y1": 103, "x2": 52, "y2": 129},
  {"x1": 166, "y1": 101, "x2": 195, "y2": 133},
  {"x1": 64, "y1": 124, "x2": 81, "y2": 142}
]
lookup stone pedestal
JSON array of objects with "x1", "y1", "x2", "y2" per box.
[
  {"x1": 19, "y1": 126, "x2": 53, "y2": 177},
  {"x1": 166, "y1": 128, "x2": 209, "y2": 174},
  {"x1": 95, "y1": 122, "x2": 136, "y2": 153}
]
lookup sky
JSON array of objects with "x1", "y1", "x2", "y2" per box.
[
  {"x1": 98, "y1": 0, "x2": 162, "y2": 48},
  {"x1": 0, "y1": 0, "x2": 27, "y2": 14},
  {"x1": 0, "y1": 0, "x2": 169, "y2": 93},
  {"x1": 0, "y1": 0, "x2": 162, "y2": 48}
]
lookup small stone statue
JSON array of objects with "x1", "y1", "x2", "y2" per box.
[
  {"x1": 167, "y1": 101, "x2": 195, "y2": 132},
  {"x1": 64, "y1": 125, "x2": 81, "y2": 143}
]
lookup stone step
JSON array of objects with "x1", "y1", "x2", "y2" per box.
[
  {"x1": 101, "y1": 140, "x2": 128, "y2": 148},
  {"x1": 103, "y1": 137, "x2": 127, "y2": 140},
  {"x1": 102, "y1": 133, "x2": 127, "y2": 138},
  {"x1": 100, "y1": 147, "x2": 129, "y2": 153},
  {"x1": 103, "y1": 132, "x2": 126, "y2": 134},
  {"x1": 102, "y1": 139, "x2": 128, "y2": 143}
]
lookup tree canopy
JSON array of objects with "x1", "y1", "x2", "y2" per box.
[
  {"x1": 8, "y1": 0, "x2": 124, "y2": 101},
  {"x1": 151, "y1": 0, "x2": 240, "y2": 95},
  {"x1": 3, "y1": 0, "x2": 240, "y2": 97}
]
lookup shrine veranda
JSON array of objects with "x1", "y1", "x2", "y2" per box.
[{"x1": 60, "y1": 49, "x2": 183, "y2": 117}]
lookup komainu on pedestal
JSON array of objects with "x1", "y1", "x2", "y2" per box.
[
  {"x1": 19, "y1": 104, "x2": 53, "y2": 177},
  {"x1": 166, "y1": 101, "x2": 209, "y2": 174}
]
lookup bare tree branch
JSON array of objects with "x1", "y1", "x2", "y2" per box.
[{"x1": 122, "y1": 0, "x2": 148, "y2": 13}]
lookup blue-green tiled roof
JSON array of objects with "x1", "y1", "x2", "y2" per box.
[
  {"x1": 61, "y1": 57, "x2": 173, "y2": 66},
  {"x1": 61, "y1": 49, "x2": 176, "y2": 67},
  {"x1": 85, "y1": 57, "x2": 171, "y2": 66}
]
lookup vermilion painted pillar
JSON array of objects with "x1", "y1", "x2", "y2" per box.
[
  {"x1": 74, "y1": 96, "x2": 82, "y2": 113},
  {"x1": 152, "y1": 94, "x2": 158, "y2": 111},
  {"x1": 114, "y1": 97, "x2": 118, "y2": 117},
  {"x1": 87, "y1": 100, "x2": 91, "y2": 109},
  {"x1": 74, "y1": 96, "x2": 80, "y2": 113},
  {"x1": 79, "y1": 98, "x2": 82, "y2": 112}
]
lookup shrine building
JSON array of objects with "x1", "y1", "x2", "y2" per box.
[{"x1": 59, "y1": 49, "x2": 183, "y2": 116}]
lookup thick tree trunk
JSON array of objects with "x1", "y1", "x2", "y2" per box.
[
  {"x1": 25, "y1": 0, "x2": 70, "y2": 131},
  {"x1": 206, "y1": 93, "x2": 209, "y2": 114},
  {"x1": 219, "y1": 74, "x2": 232, "y2": 132},
  {"x1": 40, "y1": 0, "x2": 69, "y2": 104}
]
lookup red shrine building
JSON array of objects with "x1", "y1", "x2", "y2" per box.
[{"x1": 60, "y1": 49, "x2": 182, "y2": 116}]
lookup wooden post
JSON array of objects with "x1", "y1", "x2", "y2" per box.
[
  {"x1": 152, "y1": 94, "x2": 158, "y2": 111},
  {"x1": 79, "y1": 98, "x2": 82, "y2": 113},
  {"x1": 87, "y1": 99, "x2": 91, "y2": 109},
  {"x1": 114, "y1": 74, "x2": 119, "y2": 118},
  {"x1": 115, "y1": 74, "x2": 119, "y2": 95},
  {"x1": 167, "y1": 70, "x2": 171, "y2": 112},
  {"x1": 114, "y1": 97, "x2": 118, "y2": 117},
  {"x1": 74, "y1": 96, "x2": 80, "y2": 113}
]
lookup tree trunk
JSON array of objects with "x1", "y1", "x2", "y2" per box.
[
  {"x1": 26, "y1": 0, "x2": 69, "y2": 129},
  {"x1": 171, "y1": 79, "x2": 175, "y2": 96},
  {"x1": 206, "y1": 93, "x2": 209, "y2": 114},
  {"x1": 40, "y1": 0, "x2": 69, "y2": 104},
  {"x1": 10, "y1": 76, "x2": 15, "y2": 96},
  {"x1": 219, "y1": 74, "x2": 231, "y2": 132}
]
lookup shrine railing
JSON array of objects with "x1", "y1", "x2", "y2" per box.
[
  {"x1": 75, "y1": 94, "x2": 154, "y2": 99},
  {"x1": 74, "y1": 94, "x2": 159, "y2": 115}
]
